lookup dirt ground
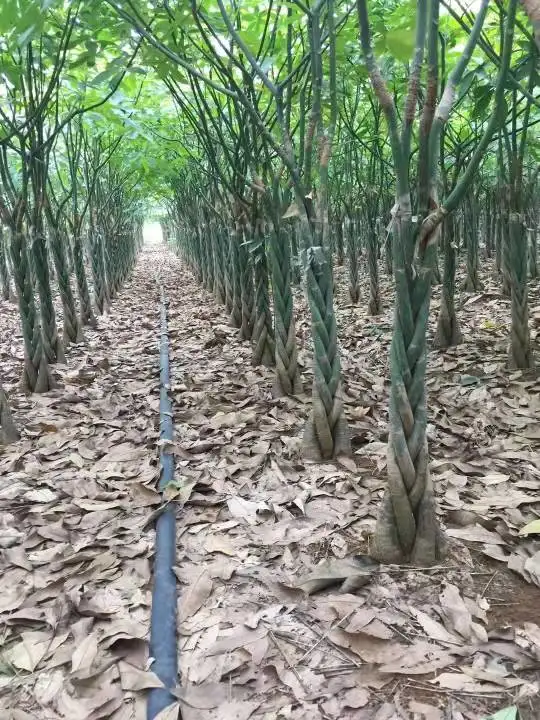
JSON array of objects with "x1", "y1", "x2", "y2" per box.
[{"x1": 0, "y1": 247, "x2": 539, "y2": 720}]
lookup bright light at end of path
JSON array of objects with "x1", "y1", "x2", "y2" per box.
[{"x1": 143, "y1": 221, "x2": 164, "y2": 246}]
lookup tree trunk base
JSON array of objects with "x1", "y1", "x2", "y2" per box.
[
  {"x1": 303, "y1": 389, "x2": 351, "y2": 461},
  {"x1": 371, "y1": 442, "x2": 447, "y2": 566},
  {"x1": 368, "y1": 295, "x2": 381, "y2": 315},
  {"x1": 0, "y1": 389, "x2": 19, "y2": 445},
  {"x1": 349, "y1": 285, "x2": 360, "y2": 304},
  {"x1": 434, "y1": 302, "x2": 463, "y2": 349}
]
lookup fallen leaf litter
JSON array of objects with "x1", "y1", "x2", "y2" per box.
[{"x1": 0, "y1": 246, "x2": 539, "y2": 719}]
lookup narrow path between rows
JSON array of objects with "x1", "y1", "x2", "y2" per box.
[{"x1": 1, "y1": 249, "x2": 163, "y2": 720}]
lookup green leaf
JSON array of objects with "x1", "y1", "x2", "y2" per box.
[
  {"x1": 384, "y1": 28, "x2": 415, "y2": 62},
  {"x1": 481, "y1": 706, "x2": 519, "y2": 720},
  {"x1": 17, "y1": 23, "x2": 39, "y2": 47},
  {"x1": 472, "y1": 85, "x2": 493, "y2": 118},
  {"x1": 519, "y1": 520, "x2": 540, "y2": 536},
  {"x1": 90, "y1": 65, "x2": 120, "y2": 86}
]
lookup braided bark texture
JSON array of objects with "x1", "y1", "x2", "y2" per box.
[
  {"x1": 367, "y1": 225, "x2": 381, "y2": 315},
  {"x1": 11, "y1": 230, "x2": 54, "y2": 392},
  {"x1": 463, "y1": 196, "x2": 482, "y2": 292},
  {"x1": 0, "y1": 228, "x2": 11, "y2": 301},
  {"x1": 51, "y1": 230, "x2": 82, "y2": 345},
  {"x1": 334, "y1": 219, "x2": 345, "y2": 265},
  {"x1": 434, "y1": 218, "x2": 462, "y2": 348},
  {"x1": 501, "y1": 212, "x2": 512, "y2": 296},
  {"x1": 0, "y1": 385, "x2": 19, "y2": 445},
  {"x1": 383, "y1": 220, "x2": 393, "y2": 275},
  {"x1": 344, "y1": 218, "x2": 360, "y2": 304},
  {"x1": 212, "y1": 227, "x2": 226, "y2": 305},
  {"x1": 303, "y1": 248, "x2": 350, "y2": 460},
  {"x1": 91, "y1": 229, "x2": 108, "y2": 314},
  {"x1": 32, "y1": 230, "x2": 64, "y2": 363},
  {"x1": 251, "y1": 238, "x2": 274, "y2": 367},
  {"x1": 372, "y1": 218, "x2": 446, "y2": 565},
  {"x1": 528, "y1": 227, "x2": 538, "y2": 279},
  {"x1": 508, "y1": 213, "x2": 534, "y2": 369},
  {"x1": 72, "y1": 232, "x2": 97, "y2": 327},
  {"x1": 228, "y1": 229, "x2": 242, "y2": 328},
  {"x1": 239, "y1": 237, "x2": 254, "y2": 341},
  {"x1": 270, "y1": 229, "x2": 301, "y2": 396}
]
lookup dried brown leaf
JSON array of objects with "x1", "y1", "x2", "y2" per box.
[{"x1": 180, "y1": 570, "x2": 213, "y2": 621}]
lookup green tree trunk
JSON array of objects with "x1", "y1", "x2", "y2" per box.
[
  {"x1": 270, "y1": 228, "x2": 302, "y2": 396},
  {"x1": 72, "y1": 230, "x2": 97, "y2": 327},
  {"x1": 501, "y1": 201, "x2": 512, "y2": 296},
  {"x1": 508, "y1": 213, "x2": 534, "y2": 369},
  {"x1": 334, "y1": 218, "x2": 345, "y2": 266},
  {"x1": 239, "y1": 234, "x2": 254, "y2": 341},
  {"x1": 11, "y1": 228, "x2": 55, "y2": 392},
  {"x1": 228, "y1": 227, "x2": 242, "y2": 328},
  {"x1": 212, "y1": 225, "x2": 226, "y2": 305},
  {"x1": 91, "y1": 228, "x2": 109, "y2": 315},
  {"x1": 434, "y1": 217, "x2": 463, "y2": 348},
  {"x1": 345, "y1": 216, "x2": 360, "y2": 304},
  {"x1": 372, "y1": 217, "x2": 446, "y2": 564},
  {"x1": 0, "y1": 384, "x2": 19, "y2": 445},
  {"x1": 528, "y1": 226, "x2": 538, "y2": 279},
  {"x1": 32, "y1": 229, "x2": 64, "y2": 363},
  {"x1": 50, "y1": 228, "x2": 83, "y2": 345},
  {"x1": 303, "y1": 246, "x2": 350, "y2": 460},
  {"x1": 382, "y1": 218, "x2": 393, "y2": 276},
  {"x1": 463, "y1": 195, "x2": 482, "y2": 292},
  {"x1": 367, "y1": 221, "x2": 381, "y2": 314},
  {"x1": 0, "y1": 227, "x2": 12, "y2": 301},
  {"x1": 251, "y1": 234, "x2": 274, "y2": 367}
]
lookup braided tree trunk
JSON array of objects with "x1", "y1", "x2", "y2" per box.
[
  {"x1": 107, "y1": 239, "x2": 117, "y2": 301},
  {"x1": 0, "y1": 384, "x2": 19, "y2": 444},
  {"x1": 32, "y1": 230, "x2": 64, "y2": 364},
  {"x1": 528, "y1": 226, "x2": 538, "y2": 279},
  {"x1": 270, "y1": 229, "x2": 301, "y2": 396},
  {"x1": 484, "y1": 195, "x2": 494, "y2": 258},
  {"x1": 494, "y1": 204, "x2": 502, "y2": 277},
  {"x1": 11, "y1": 229, "x2": 54, "y2": 392},
  {"x1": 345, "y1": 217, "x2": 360, "y2": 304},
  {"x1": 50, "y1": 229, "x2": 82, "y2": 345},
  {"x1": 201, "y1": 228, "x2": 212, "y2": 292},
  {"x1": 508, "y1": 212, "x2": 534, "y2": 369},
  {"x1": 501, "y1": 213, "x2": 512, "y2": 296},
  {"x1": 212, "y1": 226, "x2": 226, "y2": 305},
  {"x1": 335, "y1": 218, "x2": 345, "y2": 265},
  {"x1": 303, "y1": 247, "x2": 350, "y2": 460},
  {"x1": 251, "y1": 235, "x2": 274, "y2": 367},
  {"x1": 372, "y1": 215, "x2": 446, "y2": 565},
  {"x1": 239, "y1": 235, "x2": 254, "y2": 341},
  {"x1": 0, "y1": 228, "x2": 11, "y2": 301},
  {"x1": 205, "y1": 228, "x2": 215, "y2": 293},
  {"x1": 199, "y1": 227, "x2": 208, "y2": 289},
  {"x1": 72, "y1": 231, "x2": 97, "y2": 327},
  {"x1": 382, "y1": 219, "x2": 393, "y2": 276},
  {"x1": 228, "y1": 228, "x2": 242, "y2": 328},
  {"x1": 106, "y1": 235, "x2": 118, "y2": 301},
  {"x1": 434, "y1": 217, "x2": 463, "y2": 348},
  {"x1": 290, "y1": 226, "x2": 301, "y2": 286},
  {"x1": 91, "y1": 228, "x2": 109, "y2": 315},
  {"x1": 463, "y1": 196, "x2": 482, "y2": 292},
  {"x1": 116, "y1": 235, "x2": 127, "y2": 286},
  {"x1": 224, "y1": 230, "x2": 234, "y2": 315},
  {"x1": 367, "y1": 222, "x2": 381, "y2": 314}
]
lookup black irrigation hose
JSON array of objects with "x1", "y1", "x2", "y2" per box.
[{"x1": 148, "y1": 289, "x2": 178, "y2": 719}]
